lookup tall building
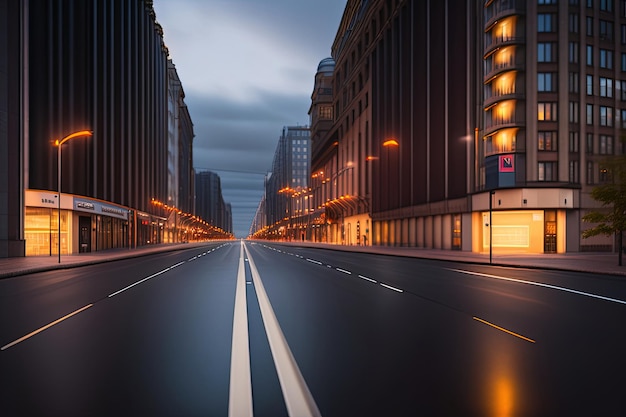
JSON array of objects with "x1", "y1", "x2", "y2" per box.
[
  {"x1": 264, "y1": 126, "x2": 311, "y2": 240},
  {"x1": 167, "y1": 60, "x2": 195, "y2": 215},
  {"x1": 0, "y1": 0, "x2": 27, "y2": 257},
  {"x1": 479, "y1": 0, "x2": 624, "y2": 253},
  {"x1": 309, "y1": 0, "x2": 480, "y2": 248},
  {"x1": 16, "y1": 0, "x2": 205, "y2": 255},
  {"x1": 195, "y1": 171, "x2": 232, "y2": 235},
  {"x1": 304, "y1": 0, "x2": 625, "y2": 254}
]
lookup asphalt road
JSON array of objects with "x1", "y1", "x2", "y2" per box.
[{"x1": 1, "y1": 240, "x2": 626, "y2": 416}]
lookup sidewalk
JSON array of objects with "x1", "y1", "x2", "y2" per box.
[
  {"x1": 0, "y1": 242, "x2": 211, "y2": 279},
  {"x1": 0, "y1": 240, "x2": 624, "y2": 279},
  {"x1": 264, "y1": 241, "x2": 626, "y2": 277}
]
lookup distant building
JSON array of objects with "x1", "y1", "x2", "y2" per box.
[
  {"x1": 195, "y1": 171, "x2": 232, "y2": 235},
  {"x1": 263, "y1": 126, "x2": 311, "y2": 240},
  {"x1": 167, "y1": 60, "x2": 195, "y2": 215}
]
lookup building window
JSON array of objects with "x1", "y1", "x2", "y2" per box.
[
  {"x1": 538, "y1": 162, "x2": 558, "y2": 181},
  {"x1": 570, "y1": 72, "x2": 580, "y2": 93},
  {"x1": 587, "y1": 45, "x2": 594, "y2": 66},
  {"x1": 538, "y1": 102, "x2": 558, "y2": 121},
  {"x1": 569, "y1": 42, "x2": 580, "y2": 63},
  {"x1": 600, "y1": 106, "x2": 614, "y2": 126},
  {"x1": 622, "y1": 24, "x2": 626, "y2": 44},
  {"x1": 599, "y1": 77, "x2": 614, "y2": 97},
  {"x1": 600, "y1": 49, "x2": 614, "y2": 69},
  {"x1": 570, "y1": 14, "x2": 580, "y2": 33},
  {"x1": 622, "y1": 109, "x2": 626, "y2": 128},
  {"x1": 538, "y1": 14, "x2": 557, "y2": 32},
  {"x1": 599, "y1": 135, "x2": 614, "y2": 154},
  {"x1": 570, "y1": 101, "x2": 580, "y2": 123},
  {"x1": 569, "y1": 160, "x2": 580, "y2": 183},
  {"x1": 319, "y1": 105, "x2": 333, "y2": 120},
  {"x1": 600, "y1": 20, "x2": 614, "y2": 40},
  {"x1": 587, "y1": 17, "x2": 594, "y2": 36},
  {"x1": 587, "y1": 161, "x2": 594, "y2": 184},
  {"x1": 538, "y1": 42, "x2": 557, "y2": 62},
  {"x1": 538, "y1": 131, "x2": 558, "y2": 150},
  {"x1": 587, "y1": 0, "x2": 593, "y2": 7},
  {"x1": 569, "y1": 131, "x2": 580, "y2": 152},
  {"x1": 587, "y1": 74, "x2": 594, "y2": 95},
  {"x1": 600, "y1": 0, "x2": 614, "y2": 11},
  {"x1": 587, "y1": 133, "x2": 594, "y2": 154},
  {"x1": 538, "y1": 73, "x2": 558, "y2": 92},
  {"x1": 586, "y1": 104, "x2": 594, "y2": 124},
  {"x1": 539, "y1": 0, "x2": 557, "y2": 3}
]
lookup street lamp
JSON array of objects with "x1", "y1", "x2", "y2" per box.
[
  {"x1": 489, "y1": 190, "x2": 495, "y2": 265},
  {"x1": 55, "y1": 130, "x2": 93, "y2": 263}
]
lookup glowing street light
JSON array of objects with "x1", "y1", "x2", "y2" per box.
[
  {"x1": 55, "y1": 130, "x2": 92, "y2": 263},
  {"x1": 382, "y1": 138, "x2": 399, "y2": 147}
]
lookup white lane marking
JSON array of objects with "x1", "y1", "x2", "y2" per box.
[
  {"x1": 228, "y1": 241, "x2": 253, "y2": 417},
  {"x1": 380, "y1": 283, "x2": 404, "y2": 293},
  {"x1": 449, "y1": 268, "x2": 626, "y2": 306},
  {"x1": 336, "y1": 268, "x2": 352, "y2": 275},
  {"x1": 358, "y1": 274, "x2": 377, "y2": 283},
  {"x1": 108, "y1": 267, "x2": 171, "y2": 297},
  {"x1": 1, "y1": 304, "x2": 94, "y2": 351},
  {"x1": 170, "y1": 261, "x2": 185, "y2": 269},
  {"x1": 307, "y1": 259, "x2": 322, "y2": 265},
  {"x1": 243, "y1": 243, "x2": 322, "y2": 417}
]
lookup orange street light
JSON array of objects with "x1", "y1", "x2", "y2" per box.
[
  {"x1": 55, "y1": 130, "x2": 93, "y2": 263},
  {"x1": 382, "y1": 138, "x2": 399, "y2": 147}
]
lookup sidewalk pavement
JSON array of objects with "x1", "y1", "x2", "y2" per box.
[{"x1": 0, "y1": 240, "x2": 624, "y2": 279}]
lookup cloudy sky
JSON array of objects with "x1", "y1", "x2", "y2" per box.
[{"x1": 153, "y1": 0, "x2": 347, "y2": 237}]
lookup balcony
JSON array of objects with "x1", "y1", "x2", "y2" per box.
[
  {"x1": 483, "y1": 88, "x2": 524, "y2": 109},
  {"x1": 484, "y1": 35, "x2": 525, "y2": 58},
  {"x1": 484, "y1": 0, "x2": 525, "y2": 31},
  {"x1": 484, "y1": 53, "x2": 524, "y2": 82}
]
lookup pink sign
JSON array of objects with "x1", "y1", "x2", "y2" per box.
[{"x1": 499, "y1": 154, "x2": 514, "y2": 172}]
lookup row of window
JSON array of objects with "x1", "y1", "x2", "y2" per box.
[
  {"x1": 541, "y1": 130, "x2": 615, "y2": 154},
  {"x1": 539, "y1": 101, "x2": 621, "y2": 127},
  {"x1": 538, "y1": 161, "x2": 613, "y2": 184}
]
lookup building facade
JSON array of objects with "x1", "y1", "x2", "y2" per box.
[
  {"x1": 9, "y1": 0, "x2": 228, "y2": 257},
  {"x1": 306, "y1": 0, "x2": 480, "y2": 249},
  {"x1": 478, "y1": 0, "x2": 625, "y2": 253},
  {"x1": 0, "y1": 0, "x2": 27, "y2": 257},
  {"x1": 195, "y1": 171, "x2": 232, "y2": 235},
  {"x1": 263, "y1": 126, "x2": 312, "y2": 240},
  {"x1": 301, "y1": 0, "x2": 625, "y2": 254}
]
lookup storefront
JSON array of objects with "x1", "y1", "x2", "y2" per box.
[
  {"x1": 471, "y1": 188, "x2": 574, "y2": 254},
  {"x1": 24, "y1": 190, "x2": 133, "y2": 256}
]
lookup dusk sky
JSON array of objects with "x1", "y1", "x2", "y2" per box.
[{"x1": 153, "y1": 0, "x2": 348, "y2": 237}]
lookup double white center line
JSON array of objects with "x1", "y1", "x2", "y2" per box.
[{"x1": 229, "y1": 241, "x2": 321, "y2": 417}]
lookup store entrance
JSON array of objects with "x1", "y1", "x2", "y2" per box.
[
  {"x1": 544, "y1": 210, "x2": 557, "y2": 253},
  {"x1": 79, "y1": 216, "x2": 92, "y2": 253}
]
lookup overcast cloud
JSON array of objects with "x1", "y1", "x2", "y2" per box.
[{"x1": 153, "y1": 0, "x2": 347, "y2": 237}]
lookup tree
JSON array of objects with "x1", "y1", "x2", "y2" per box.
[{"x1": 581, "y1": 151, "x2": 626, "y2": 266}]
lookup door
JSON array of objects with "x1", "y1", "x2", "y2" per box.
[
  {"x1": 544, "y1": 210, "x2": 557, "y2": 253},
  {"x1": 79, "y1": 216, "x2": 92, "y2": 253}
]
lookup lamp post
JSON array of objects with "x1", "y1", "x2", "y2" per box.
[
  {"x1": 489, "y1": 190, "x2": 495, "y2": 265},
  {"x1": 55, "y1": 130, "x2": 93, "y2": 263}
]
